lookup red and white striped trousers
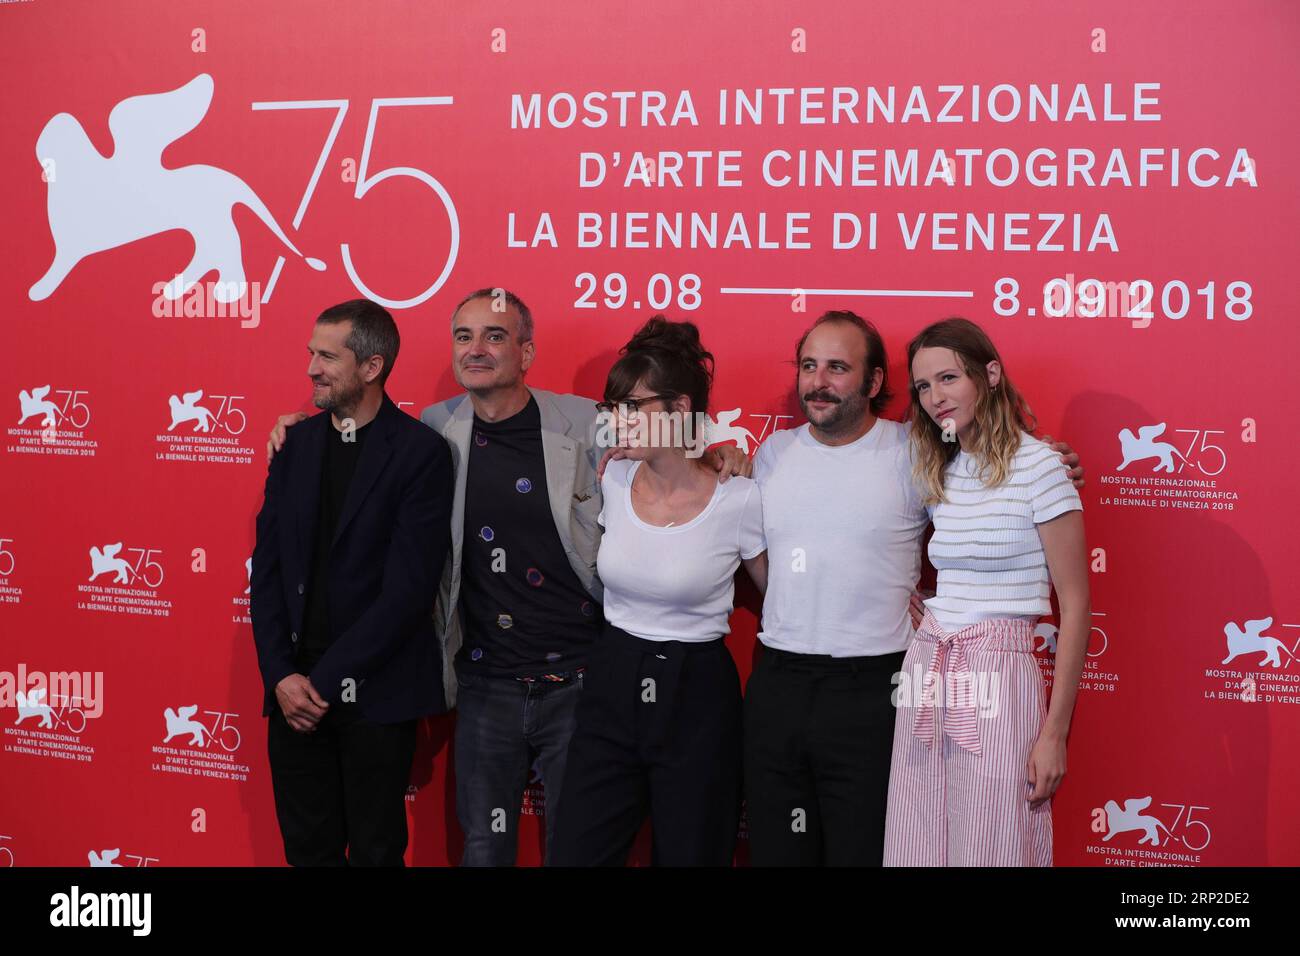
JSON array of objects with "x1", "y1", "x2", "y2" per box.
[{"x1": 882, "y1": 610, "x2": 1053, "y2": 867}]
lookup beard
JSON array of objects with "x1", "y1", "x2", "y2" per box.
[
  {"x1": 312, "y1": 373, "x2": 366, "y2": 415},
  {"x1": 800, "y1": 386, "x2": 870, "y2": 436}
]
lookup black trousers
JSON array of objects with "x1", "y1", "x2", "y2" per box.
[
  {"x1": 743, "y1": 644, "x2": 905, "y2": 866},
  {"x1": 267, "y1": 700, "x2": 417, "y2": 866},
  {"x1": 550, "y1": 624, "x2": 742, "y2": 866}
]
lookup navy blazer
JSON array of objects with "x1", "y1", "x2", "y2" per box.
[{"x1": 250, "y1": 394, "x2": 454, "y2": 723}]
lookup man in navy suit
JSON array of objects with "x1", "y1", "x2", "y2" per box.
[{"x1": 251, "y1": 299, "x2": 453, "y2": 866}]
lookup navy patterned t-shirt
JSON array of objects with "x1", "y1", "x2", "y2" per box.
[{"x1": 456, "y1": 395, "x2": 601, "y2": 677}]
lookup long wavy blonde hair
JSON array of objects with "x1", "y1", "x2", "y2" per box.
[{"x1": 907, "y1": 318, "x2": 1038, "y2": 505}]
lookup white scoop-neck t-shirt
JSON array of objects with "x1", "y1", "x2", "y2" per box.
[{"x1": 597, "y1": 458, "x2": 765, "y2": 643}]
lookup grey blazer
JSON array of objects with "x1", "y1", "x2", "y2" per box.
[{"x1": 420, "y1": 387, "x2": 605, "y2": 708}]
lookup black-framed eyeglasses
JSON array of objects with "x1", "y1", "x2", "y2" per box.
[{"x1": 595, "y1": 395, "x2": 674, "y2": 416}]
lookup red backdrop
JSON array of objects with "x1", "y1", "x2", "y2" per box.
[{"x1": 1, "y1": 0, "x2": 1297, "y2": 867}]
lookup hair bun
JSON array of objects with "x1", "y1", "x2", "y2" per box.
[
  {"x1": 625, "y1": 316, "x2": 713, "y2": 371},
  {"x1": 607, "y1": 314, "x2": 715, "y2": 417}
]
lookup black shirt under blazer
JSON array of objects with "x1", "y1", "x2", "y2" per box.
[{"x1": 251, "y1": 394, "x2": 454, "y2": 723}]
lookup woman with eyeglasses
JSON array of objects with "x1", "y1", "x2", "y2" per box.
[
  {"x1": 549, "y1": 315, "x2": 767, "y2": 866},
  {"x1": 883, "y1": 317, "x2": 1088, "y2": 866}
]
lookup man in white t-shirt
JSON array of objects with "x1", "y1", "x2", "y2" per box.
[{"x1": 745, "y1": 310, "x2": 1082, "y2": 866}]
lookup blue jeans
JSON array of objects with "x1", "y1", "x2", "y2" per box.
[{"x1": 454, "y1": 662, "x2": 583, "y2": 866}]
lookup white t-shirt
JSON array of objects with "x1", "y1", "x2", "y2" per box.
[
  {"x1": 754, "y1": 419, "x2": 930, "y2": 657},
  {"x1": 597, "y1": 458, "x2": 765, "y2": 643},
  {"x1": 924, "y1": 432, "x2": 1082, "y2": 629}
]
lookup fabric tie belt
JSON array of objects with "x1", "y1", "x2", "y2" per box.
[{"x1": 910, "y1": 611, "x2": 1035, "y2": 757}]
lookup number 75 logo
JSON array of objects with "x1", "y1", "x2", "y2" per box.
[{"x1": 252, "y1": 95, "x2": 460, "y2": 309}]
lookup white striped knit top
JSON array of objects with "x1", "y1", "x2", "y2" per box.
[{"x1": 924, "y1": 432, "x2": 1082, "y2": 629}]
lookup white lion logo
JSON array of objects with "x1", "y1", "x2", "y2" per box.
[
  {"x1": 88, "y1": 543, "x2": 131, "y2": 584},
  {"x1": 15, "y1": 688, "x2": 54, "y2": 728},
  {"x1": 1103, "y1": 796, "x2": 1170, "y2": 846},
  {"x1": 1034, "y1": 623, "x2": 1058, "y2": 654},
  {"x1": 17, "y1": 386, "x2": 60, "y2": 427},
  {"x1": 167, "y1": 389, "x2": 215, "y2": 432},
  {"x1": 1222, "y1": 617, "x2": 1294, "y2": 669},
  {"x1": 1116, "y1": 423, "x2": 1179, "y2": 473},
  {"x1": 163, "y1": 705, "x2": 206, "y2": 747},
  {"x1": 703, "y1": 408, "x2": 759, "y2": 454},
  {"x1": 30, "y1": 73, "x2": 324, "y2": 304}
]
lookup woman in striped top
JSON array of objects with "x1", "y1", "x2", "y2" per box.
[{"x1": 883, "y1": 318, "x2": 1088, "y2": 866}]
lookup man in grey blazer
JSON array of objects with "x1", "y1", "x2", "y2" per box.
[
  {"x1": 419, "y1": 289, "x2": 604, "y2": 866},
  {"x1": 271, "y1": 287, "x2": 748, "y2": 865}
]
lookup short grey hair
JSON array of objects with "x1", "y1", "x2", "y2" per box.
[
  {"x1": 316, "y1": 299, "x2": 400, "y2": 383},
  {"x1": 452, "y1": 287, "x2": 533, "y2": 343}
]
